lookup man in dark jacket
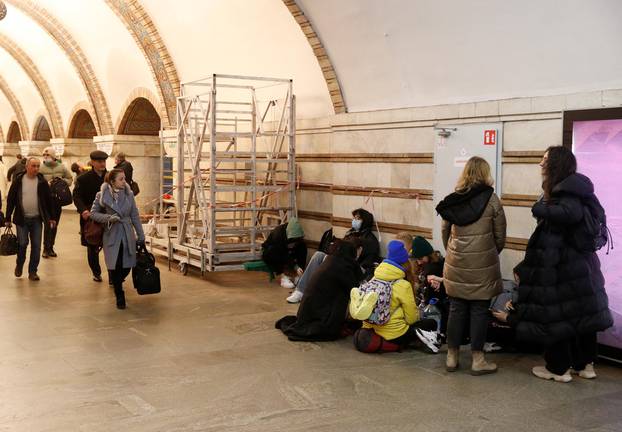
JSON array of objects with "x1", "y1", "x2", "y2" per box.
[
  {"x1": 73, "y1": 150, "x2": 108, "y2": 282},
  {"x1": 4, "y1": 157, "x2": 56, "y2": 281},
  {"x1": 7, "y1": 154, "x2": 26, "y2": 182},
  {"x1": 114, "y1": 152, "x2": 138, "y2": 195}
]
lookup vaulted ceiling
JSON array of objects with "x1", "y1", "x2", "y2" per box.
[{"x1": 0, "y1": 0, "x2": 620, "y2": 144}]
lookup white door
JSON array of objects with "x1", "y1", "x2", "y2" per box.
[{"x1": 432, "y1": 123, "x2": 503, "y2": 252}]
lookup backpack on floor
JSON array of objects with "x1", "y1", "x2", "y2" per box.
[
  {"x1": 349, "y1": 278, "x2": 394, "y2": 325},
  {"x1": 133, "y1": 243, "x2": 161, "y2": 295},
  {"x1": 0, "y1": 226, "x2": 18, "y2": 256},
  {"x1": 50, "y1": 177, "x2": 73, "y2": 206}
]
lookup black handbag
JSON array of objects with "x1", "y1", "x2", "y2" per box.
[
  {"x1": 130, "y1": 181, "x2": 140, "y2": 196},
  {"x1": 132, "y1": 243, "x2": 161, "y2": 295},
  {"x1": 0, "y1": 226, "x2": 18, "y2": 256}
]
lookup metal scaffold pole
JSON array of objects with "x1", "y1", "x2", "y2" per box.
[{"x1": 145, "y1": 74, "x2": 297, "y2": 274}]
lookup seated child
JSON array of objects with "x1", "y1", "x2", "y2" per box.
[{"x1": 352, "y1": 240, "x2": 440, "y2": 354}]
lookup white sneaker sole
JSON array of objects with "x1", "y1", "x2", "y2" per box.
[
  {"x1": 532, "y1": 368, "x2": 572, "y2": 383},
  {"x1": 415, "y1": 329, "x2": 440, "y2": 353}
]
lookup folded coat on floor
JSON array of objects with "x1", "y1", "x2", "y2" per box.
[{"x1": 276, "y1": 242, "x2": 363, "y2": 341}]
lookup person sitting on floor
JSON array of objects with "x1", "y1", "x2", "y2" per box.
[
  {"x1": 285, "y1": 208, "x2": 379, "y2": 303},
  {"x1": 352, "y1": 240, "x2": 440, "y2": 354},
  {"x1": 410, "y1": 236, "x2": 448, "y2": 338},
  {"x1": 261, "y1": 217, "x2": 307, "y2": 289},
  {"x1": 275, "y1": 239, "x2": 364, "y2": 341}
]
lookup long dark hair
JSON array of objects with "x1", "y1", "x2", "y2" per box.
[{"x1": 542, "y1": 146, "x2": 576, "y2": 200}]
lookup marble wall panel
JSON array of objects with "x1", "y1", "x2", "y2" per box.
[
  {"x1": 504, "y1": 206, "x2": 537, "y2": 239},
  {"x1": 331, "y1": 127, "x2": 435, "y2": 154},
  {"x1": 504, "y1": 119, "x2": 562, "y2": 152},
  {"x1": 502, "y1": 164, "x2": 543, "y2": 195},
  {"x1": 500, "y1": 249, "x2": 526, "y2": 280},
  {"x1": 296, "y1": 189, "x2": 332, "y2": 213}
]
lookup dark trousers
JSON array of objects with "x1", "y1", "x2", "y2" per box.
[
  {"x1": 447, "y1": 297, "x2": 490, "y2": 351},
  {"x1": 391, "y1": 318, "x2": 438, "y2": 346},
  {"x1": 43, "y1": 204, "x2": 61, "y2": 251},
  {"x1": 545, "y1": 333, "x2": 597, "y2": 375},
  {"x1": 87, "y1": 245, "x2": 102, "y2": 277},
  {"x1": 111, "y1": 244, "x2": 131, "y2": 302},
  {"x1": 16, "y1": 216, "x2": 42, "y2": 274}
]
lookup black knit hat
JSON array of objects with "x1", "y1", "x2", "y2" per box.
[{"x1": 410, "y1": 236, "x2": 434, "y2": 259}]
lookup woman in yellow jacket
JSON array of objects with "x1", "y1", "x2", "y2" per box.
[{"x1": 356, "y1": 240, "x2": 439, "y2": 353}]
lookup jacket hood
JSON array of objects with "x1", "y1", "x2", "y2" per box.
[
  {"x1": 552, "y1": 173, "x2": 594, "y2": 198},
  {"x1": 352, "y1": 208, "x2": 374, "y2": 231},
  {"x1": 435, "y1": 184, "x2": 494, "y2": 226},
  {"x1": 373, "y1": 261, "x2": 405, "y2": 282}
]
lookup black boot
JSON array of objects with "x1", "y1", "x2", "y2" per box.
[{"x1": 115, "y1": 289, "x2": 126, "y2": 310}]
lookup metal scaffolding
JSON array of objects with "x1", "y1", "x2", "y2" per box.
[{"x1": 147, "y1": 74, "x2": 296, "y2": 274}]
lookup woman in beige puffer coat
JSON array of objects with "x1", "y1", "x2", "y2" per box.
[{"x1": 436, "y1": 156, "x2": 506, "y2": 375}]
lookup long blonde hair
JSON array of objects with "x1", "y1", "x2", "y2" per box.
[{"x1": 455, "y1": 156, "x2": 493, "y2": 192}]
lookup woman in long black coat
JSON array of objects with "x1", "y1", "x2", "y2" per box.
[
  {"x1": 494, "y1": 146, "x2": 612, "y2": 382},
  {"x1": 275, "y1": 240, "x2": 363, "y2": 341}
]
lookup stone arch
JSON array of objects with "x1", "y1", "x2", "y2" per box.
[
  {"x1": 5, "y1": 0, "x2": 113, "y2": 135},
  {"x1": 282, "y1": 0, "x2": 347, "y2": 114},
  {"x1": 7, "y1": 121, "x2": 22, "y2": 143},
  {"x1": 0, "y1": 75, "x2": 29, "y2": 140},
  {"x1": 117, "y1": 91, "x2": 161, "y2": 136},
  {"x1": 68, "y1": 109, "x2": 97, "y2": 139},
  {"x1": 104, "y1": 0, "x2": 180, "y2": 128},
  {"x1": 0, "y1": 32, "x2": 64, "y2": 137},
  {"x1": 32, "y1": 115, "x2": 52, "y2": 141}
]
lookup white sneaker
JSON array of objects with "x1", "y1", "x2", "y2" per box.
[
  {"x1": 572, "y1": 363, "x2": 597, "y2": 379},
  {"x1": 415, "y1": 329, "x2": 440, "y2": 353},
  {"x1": 532, "y1": 366, "x2": 572, "y2": 383},
  {"x1": 280, "y1": 275, "x2": 295, "y2": 289},
  {"x1": 286, "y1": 290, "x2": 303, "y2": 304}
]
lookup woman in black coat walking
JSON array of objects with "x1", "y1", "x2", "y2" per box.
[
  {"x1": 275, "y1": 239, "x2": 363, "y2": 341},
  {"x1": 494, "y1": 146, "x2": 612, "y2": 382}
]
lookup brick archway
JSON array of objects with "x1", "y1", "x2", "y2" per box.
[
  {"x1": 32, "y1": 115, "x2": 52, "y2": 141},
  {"x1": 118, "y1": 97, "x2": 161, "y2": 136},
  {"x1": 105, "y1": 0, "x2": 180, "y2": 128},
  {"x1": 282, "y1": 0, "x2": 347, "y2": 114},
  {"x1": 7, "y1": 121, "x2": 22, "y2": 143},
  {"x1": 5, "y1": 0, "x2": 113, "y2": 135},
  {"x1": 0, "y1": 33, "x2": 64, "y2": 138},
  {"x1": 68, "y1": 109, "x2": 97, "y2": 139},
  {"x1": 0, "y1": 75, "x2": 29, "y2": 141}
]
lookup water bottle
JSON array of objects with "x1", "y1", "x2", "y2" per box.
[{"x1": 423, "y1": 297, "x2": 442, "y2": 332}]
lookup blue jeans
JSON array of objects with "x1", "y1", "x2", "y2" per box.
[
  {"x1": 296, "y1": 251, "x2": 327, "y2": 294},
  {"x1": 16, "y1": 216, "x2": 43, "y2": 274}
]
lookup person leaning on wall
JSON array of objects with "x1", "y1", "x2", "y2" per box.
[{"x1": 436, "y1": 156, "x2": 507, "y2": 375}]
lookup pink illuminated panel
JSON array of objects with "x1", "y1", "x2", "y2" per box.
[{"x1": 573, "y1": 119, "x2": 622, "y2": 349}]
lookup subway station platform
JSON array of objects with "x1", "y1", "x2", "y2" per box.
[{"x1": 1, "y1": 213, "x2": 622, "y2": 432}]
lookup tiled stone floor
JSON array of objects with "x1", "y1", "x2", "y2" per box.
[{"x1": 1, "y1": 213, "x2": 621, "y2": 431}]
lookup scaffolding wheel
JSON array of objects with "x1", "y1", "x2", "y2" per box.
[{"x1": 179, "y1": 263, "x2": 188, "y2": 275}]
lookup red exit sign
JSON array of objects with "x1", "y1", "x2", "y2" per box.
[{"x1": 484, "y1": 130, "x2": 496, "y2": 145}]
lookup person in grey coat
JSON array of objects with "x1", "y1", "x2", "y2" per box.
[{"x1": 90, "y1": 168, "x2": 145, "y2": 309}]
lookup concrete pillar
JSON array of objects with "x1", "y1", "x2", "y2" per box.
[{"x1": 93, "y1": 134, "x2": 161, "y2": 212}]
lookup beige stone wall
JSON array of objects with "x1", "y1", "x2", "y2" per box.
[{"x1": 293, "y1": 88, "x2": 622, "y2": 278}]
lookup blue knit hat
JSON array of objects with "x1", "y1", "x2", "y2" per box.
[{"x1": 385, "y1": 240, "x2": 409, "y2": 265}]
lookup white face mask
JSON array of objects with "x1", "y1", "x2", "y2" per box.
[
  {"x1": 43, "y1": 156, "x2": 54, "y2": 165},
  {"x1": 352, "y1": 218, "x2": 363, "y2": 231}
]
